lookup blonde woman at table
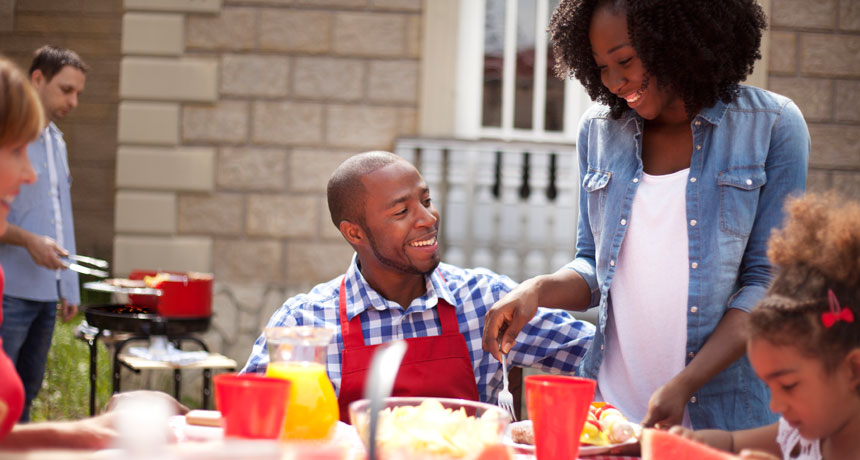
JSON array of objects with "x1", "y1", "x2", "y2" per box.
[
  {"x1": 0, "y1": 56, "x2": 119, "y2": 449},
  {"x1": 670, "y1": 193, "x2": 860, "y2": 460},
  {"x1": 483, "y1": 0, "x2": 809, "y2": 432}
]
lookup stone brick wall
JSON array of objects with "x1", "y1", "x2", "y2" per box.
[
  {"x1": 768, "y1": 0, "x2": 860, "y2": 197},
  {"x1": 116, "y1": 0, "x2": 421, "y2": 362},
  {"x1": 0, "y1": 0, "x2": 122, "y2": 262}
]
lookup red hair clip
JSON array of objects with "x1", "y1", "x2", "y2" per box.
[{"x1": 821, "y1": 289, "x2": 854, "y2": 328}]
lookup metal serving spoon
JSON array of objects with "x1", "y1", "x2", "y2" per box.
[{"x1": 364, "y1": 340, "x2": 408, "y2": 460}]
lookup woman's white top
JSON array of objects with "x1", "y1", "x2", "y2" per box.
[{"x1": 596, "y1": 168, "x2": 692, "y2": 427}]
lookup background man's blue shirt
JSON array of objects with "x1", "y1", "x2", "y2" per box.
[{"x1": 0, "y1": 122, "x2": 79, "y2": 304}]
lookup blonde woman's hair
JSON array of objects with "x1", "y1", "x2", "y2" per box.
[{"x1": 0, "y1": 57, "x2": 45, "y2": 148}]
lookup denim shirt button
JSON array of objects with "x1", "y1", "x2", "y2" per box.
[
  {"x1": 690, "y1": 177, "x2": 696, "y2": 183},
  {"x1": 632, "y1": 177, "x2": 639, "y2": 183},
  {"x1": 691, "y1": 262, "x2": 698, "y2": 269},
  {"x1": 600, "y1": 344, "x2": 604, "y2": 351},
  {"x1": 688, "y1": 351, "x2": 695, "y2": 358},
  {"x1": 690, "y1": 306, "x2": 698, "y2": 313},
  {"x1": 610, "y1": 260, "x2": 616, "y2": 266},
  {"x1": 690, "y1": 396, "x2": 697, "y2": 404},
  {"x1": 620, "y1": 219, "x2": 627, "y2": 226},
  {"x1": 689, "y1": 219, "x2": 697, "y2": 226},
  {"x1": 694, "y1": 120, "x2": 701, "y2": 126},
  {"x1": 746, "y1": 178, "x2": 753, "y2": 185},
  {"x1": 696, "y1": 144, "x2": 702, "y2": 150}
]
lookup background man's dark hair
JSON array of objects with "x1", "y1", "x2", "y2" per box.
[
  {"x1": 28, "y1": 45, "x2": 89, "y2": 81},
  {"x1": 327, "y1": 151, "x2": 402, "y2": 230}
]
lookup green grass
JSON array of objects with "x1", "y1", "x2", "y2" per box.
[{"x1": 29, "y1": 312, "x2": 113, "y2": 421}]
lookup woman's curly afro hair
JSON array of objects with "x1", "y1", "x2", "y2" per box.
[{"x1": 549, "y1": 0, "x2": 767, "y2": 119}]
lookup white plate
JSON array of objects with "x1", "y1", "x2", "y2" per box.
[{"x1": 503, "y1": 420, "x2": 639, "y2": 457}]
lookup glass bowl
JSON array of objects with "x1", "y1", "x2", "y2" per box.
[{"x1": 349, "y1": 397, "x2": 510, "y2": 459}]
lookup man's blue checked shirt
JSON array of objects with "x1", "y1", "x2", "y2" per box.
[{"x1": 242, "y1": 256, "x2": 595, "y2": 403}]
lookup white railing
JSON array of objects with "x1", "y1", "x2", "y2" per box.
[{"x1": 395, "y1": 137, "x2": 579, "y2": 282}]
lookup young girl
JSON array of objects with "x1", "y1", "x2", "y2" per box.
[
  {"x1": 482, "y1": 0, "x2": 810, "y2": 431},
  {"x1": 671, "y1": 193, "x2": 860, "y2": 460}
]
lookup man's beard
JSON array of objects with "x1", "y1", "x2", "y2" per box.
[{"x1": 365, "y1": 226, "x2": 438, "y2": 276}]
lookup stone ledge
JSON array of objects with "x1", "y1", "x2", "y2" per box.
[
  {"x1": 124, "y1": 0, "x2": 222, "y2": 13},
  {"x1": 178, "y1": 193, "x2": 244, "y2": 236},
  {"x1": 118, "y1": 102, "x2": 179, "y2": 145},
  {"x1": 116, "y1": 145, "x2": 215, "y2": 191},
  {"x1": 115, "y1": 191, "x2": 177, "y2": 234},
  {"x1": 122, "y1": 13, "x2": 184, "y2": 56},
  {"x1": 120, "y1": 57, "x2": 218, "y2": 102},
  {"x1": 808, "y1": 124, "x2": 860, "y2": 169},
  {"x1": 113, "y1": 235, "x2": 213, "y2": 277},
  {"x1": 286, "y1": 241, "x2": 353, "y2": 284},
  {"x1": 221, "y1": 54, "x2": 289, "y2": 97},
  {"x1": 217, "y1": 147, "x2": 288, "y2": 191},
  {"x1": 213, "y1": 239, "x2": 283, "y2": 283}
]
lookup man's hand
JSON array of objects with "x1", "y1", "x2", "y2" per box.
[
  {"x1": 59, "y1": 299, "x2": 78, "y2": 323},
  {"x1": 482, "y1": 281, "x2": 541, "y2": 361},
  {"x1": 25, "y1": 234, "x2": 68, "y2": 270},
  {"x1": 641, "y1": 378, "x2": 692, "y2": 429}
]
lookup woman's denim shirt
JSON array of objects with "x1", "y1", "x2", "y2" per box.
[{"x1": 567, "y1": 86, "x2": 810, "y2": 430}]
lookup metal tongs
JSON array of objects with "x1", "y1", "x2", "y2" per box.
[{"x1": 63, "y1": 254, "x2": 110, "y2": 278}]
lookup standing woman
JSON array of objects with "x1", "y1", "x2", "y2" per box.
[{"x1": 483, "y1": 0, "x2": 810, "y2": 431}]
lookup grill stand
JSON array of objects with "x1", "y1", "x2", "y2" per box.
[{"x1": 80, "y1": 304, "x2": 236, "y2": 415}]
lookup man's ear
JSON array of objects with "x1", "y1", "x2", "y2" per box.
[
  {"x1": 30, "y1": 69, "x2": 45, "y2": 88},
  {"x1": 339, "y1": 220, "x2": 365, "y2": 246}
]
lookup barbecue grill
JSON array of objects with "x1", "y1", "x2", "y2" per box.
[{"x1": 81, "y1": 271, "x2": 215, "y2": 415}]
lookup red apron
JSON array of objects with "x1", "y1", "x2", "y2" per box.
[{"x1": 337, "y1": 276, "x2": 481, "y2": 422}]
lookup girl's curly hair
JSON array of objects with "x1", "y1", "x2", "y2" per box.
[
  {"x1": 749, "y1": 193, "x2": 860, "y2": 374},
  {"x1": 549, "y1": 0, "x2": 767, "y2": 119}
]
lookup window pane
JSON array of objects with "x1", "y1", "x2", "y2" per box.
[
  {"x1": 482, "y1": 0, "x2": 505, "y2": 128},
  {"x1": 514, "y1": 0, "x2": 536, "y2": 130},
  {"x1": 545, "y1": 0, "x2": 564, "y2": 131}
]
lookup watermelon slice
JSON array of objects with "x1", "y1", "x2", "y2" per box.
[
  {"x1": 474, "y1": 443, "x2": 514, "y2": 460},
  {"x1": 641, "y1": 428, "x2": 739, "y2": 460}
]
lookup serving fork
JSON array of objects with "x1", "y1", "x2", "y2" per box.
[{"x1": 497, "y1": 351, "x2": 517, "y2": 421}]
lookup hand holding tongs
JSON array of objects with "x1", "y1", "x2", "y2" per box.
[{"x1": 62, "y1": 254, "x2": 110, "y2": 278}]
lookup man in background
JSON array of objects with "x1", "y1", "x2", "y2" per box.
[{"x1": 0, "y1": 45, "x2": 87, "y2": 422}]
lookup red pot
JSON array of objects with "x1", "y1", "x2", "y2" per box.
[{"x1": 127, "y1": 270, "x2": 213, "y2": 318}]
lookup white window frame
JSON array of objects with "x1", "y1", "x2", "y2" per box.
[{"x1": 455, "y1": 0, "x2": 593, "y2": 143}]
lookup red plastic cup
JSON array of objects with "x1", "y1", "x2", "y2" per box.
[
  {"x1": 214, "y1": 373, "x2": 291, "y2": 439},
  {"x1": 525, "y1": 375, "x2": 596, "y2": 460}
]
